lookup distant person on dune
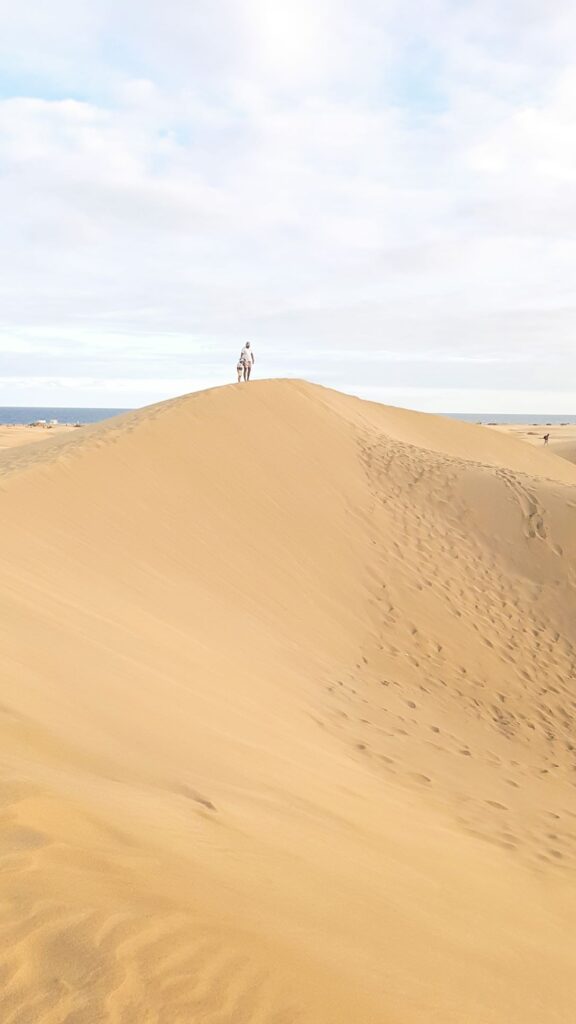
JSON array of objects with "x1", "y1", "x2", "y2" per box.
[
  {"x1": 236, "y1": 356, "x2": 244, "y2": 383},
  {"x1": 543, "y1": 433, "x2": 550, "y2": 445},
  {"x1": 240, "y1": 342, "x2": 254, "y2": 381}
]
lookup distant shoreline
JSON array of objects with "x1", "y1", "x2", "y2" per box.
[
  {"x1": 0, "y1": 407, "x2": 128, "y2": 426},
  {"x1": 0, "y1": 406, "x2": 574, "y2": 427},
  {"x1": 450, "y1": 414, "x2": 576, "y2": 425}
]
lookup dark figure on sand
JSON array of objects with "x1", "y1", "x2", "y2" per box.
[{"x1": 543, "y1": 433, "x2": 550, "y2": 445}]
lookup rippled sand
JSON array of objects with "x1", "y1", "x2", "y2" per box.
[{"x1": 1, "y1": 380, "x2": 575, "y2": 1023}]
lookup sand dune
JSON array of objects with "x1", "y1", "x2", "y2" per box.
[
  {"x1": 491, "y1": 421, "x2": 576, "y2": 466},
  {"x1": 551, "y1": 439, "x2": 576, "y2": 464},
  {"x1": 1, "y1": 380, "x2": 576, "y2": 1023}
]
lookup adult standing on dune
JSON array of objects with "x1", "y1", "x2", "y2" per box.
[{"x1": 240, "y1": 342, "x2": 254, "y2": 381}]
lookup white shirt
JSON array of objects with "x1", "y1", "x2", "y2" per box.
[{"x1": 241, "y1": 346, "x2": 254, "y2": 364}]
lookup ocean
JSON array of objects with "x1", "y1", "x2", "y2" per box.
[
  {"x1": 0, "y1": 407, "x2": 574, "y2": 427},
  {"x1": 449, "y1": 414, "x2": 576, "y2": 425},
  {"x1": 0, "y1": 407, "x2": 128, "y2": 425}
]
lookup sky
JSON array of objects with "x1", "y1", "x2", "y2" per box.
[{"x1": 1, "y1": 0, "x2": 576, "y2": 411}]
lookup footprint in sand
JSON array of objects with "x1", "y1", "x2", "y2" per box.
[{"x1": 178, "y1": 786, "x2": 217, "y2": 811}]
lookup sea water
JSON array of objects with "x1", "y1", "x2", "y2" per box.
[
  {"x1": 0, "y1": 407, "x2": 128, "y2": 425},
  {"x1": 0, "y1": 408, "x2": 574, "y2": 427},
  {"x1": 449, "y1": 414, "x2": 576, "y2": 425}
]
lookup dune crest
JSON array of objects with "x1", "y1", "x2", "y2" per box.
[{"x1": 1, "y1": 380, "x2": 576, "y2": 1023}]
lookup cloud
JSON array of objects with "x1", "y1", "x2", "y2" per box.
[{"x1": 0, "y1": 0, "x2": 575, "y2": 409}]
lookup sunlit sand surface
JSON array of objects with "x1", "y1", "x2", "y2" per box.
[{"x1": 1, "y1": 380, "x2": 575, "y2": 1023}]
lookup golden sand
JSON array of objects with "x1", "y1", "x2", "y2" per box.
[
  {"x1": 1, "y1": 380, "x2": 575, "y2": 1023},
  {"x1": 0, "y1": 423, "x2": 74, "y2": 452},
  {"x1": 488, "y1": 421, "x2": 576, "y2": 466}
]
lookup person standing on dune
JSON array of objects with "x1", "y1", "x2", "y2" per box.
[{"x1": 240, "y1": 342, "x2": 254, "y2": 381}]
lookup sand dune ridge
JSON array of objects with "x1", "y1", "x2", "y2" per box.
[{"x1": 1, "y1": 380, "x2": 575, "y2": 1023}]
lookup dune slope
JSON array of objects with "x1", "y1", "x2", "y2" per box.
[
  {"x1": 1, "y1": 380, "x2": 576, "y2": 1024},
  {"x1": 551, "y1": 439, "x2": 576, "y2": 465}
]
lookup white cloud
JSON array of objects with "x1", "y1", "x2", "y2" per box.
[{"x1": 0, "y1": 0, "x2": 575, "y2": 409}]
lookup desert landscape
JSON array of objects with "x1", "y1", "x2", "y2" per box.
[
  {"x1": 488, "y1": 421, "x2": 576, "y2": 466},
  {"x1": 1, "y1": 379, "x2": 576, "y2": 1023}
]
